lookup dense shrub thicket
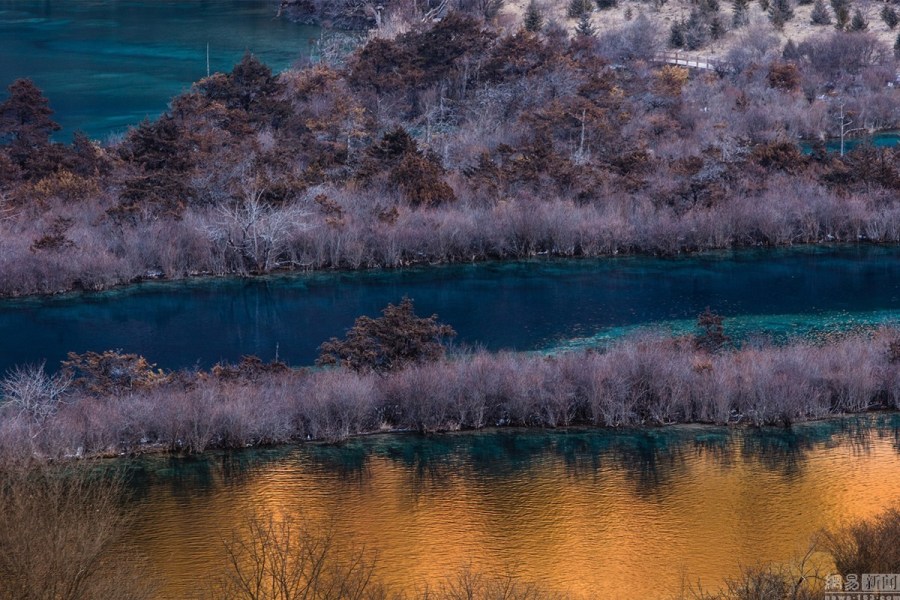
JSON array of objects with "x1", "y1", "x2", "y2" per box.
[
  {"x1": 1, "y1": 15, "x2": 900, "y2": 296},
  {"x1": 1, "y1": 327, "x2": 899, "y2": 459}
]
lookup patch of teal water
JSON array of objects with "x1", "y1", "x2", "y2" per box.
[
  {"x1": 540, "y1": 308, "x2": 900, "y2": 353},
  {"x1": 800, "y1": 131, "x2": 900, "y2": 154},
  {"x1": 0, "y1": 1, "x2": 320, "y2": 140}
]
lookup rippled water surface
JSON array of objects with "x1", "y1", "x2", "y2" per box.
[
  {"x1": 3, "y1": 246, "x2": 900, "y2": 372},
  {"x1": 123, "y1": 416, "x2": 900, "y2": 599},
  {"x1": 0, "y1": 0, "x2": 318, "y2": 140}
]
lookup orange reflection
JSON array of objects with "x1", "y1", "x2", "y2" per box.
[{"x1": 127, "y1": 426, "x2": 900, "y2": 599}]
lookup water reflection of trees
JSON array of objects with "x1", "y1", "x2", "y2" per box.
[{"x1": 124, "y1": 415, "x2": 900, "y2": 499}]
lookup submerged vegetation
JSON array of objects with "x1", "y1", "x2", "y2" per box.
[{"x1": 2, "y1": 9, "x2": 900, "y2": 296}]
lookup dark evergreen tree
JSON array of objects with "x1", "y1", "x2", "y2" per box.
[
  {"x1": 830, "y1": 0, "x2": 850, "y2": 28},
  {"x1": 596, "y1": 0, "x2": 618, "y2": 10},
  {"x1": 524, "y1": 0, "x2": 544, "y2": 31},
  {"x1": 849, "y1": 8, "x2": 868, "y2": 30},
  {"x1": 732, "y1": 0, "x2": 750, "y2": 27},
  {"x1": 0, "y1": 79, "x2": 59, "y2": 153},
  {"x1": 895, "y1": 31, "x2": 900, "y2": 57},
  {"x1": 758, "y1": 0, "x2": 771, "y2": 13},
  {"x1": 576, "y1": 11, "x2": 597, "y2": 35},
  {"x1": 710, "y1": 15, "x2": 726, "y2": 38},
  {"x1": 669, "y1": 20, "x2": 686, "y2": 47},
  {"x1": 567, "y1": 0, "x2": 593, "y2": 18},
  {"x1": 882, "y1": 5, "x2": 899, "y2": 29},
  {"x1": 811, "y1": 0, "x2": 831, "y2": 24},
  {"x1": 769, "y1": 0, "x2": 794, "y2": 29},
  {"x1": 782, "y1": 38, "x2": 801, "y2": 60}
]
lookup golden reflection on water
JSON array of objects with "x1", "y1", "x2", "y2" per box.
[{"x1": 128, "y1": 423, "x2": 900, "y2": 599}]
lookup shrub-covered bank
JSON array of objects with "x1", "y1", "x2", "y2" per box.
[
  {"x1": 2, "y1": 328, "x2": 900, "y2": 461},
  {"x1": 4, "y1": 14, "x2": 900, "y2": 297}
]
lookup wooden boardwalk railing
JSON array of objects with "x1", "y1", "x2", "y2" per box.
[{"x1": 652, "y1": 51, "x2": 732, "y2": 72}]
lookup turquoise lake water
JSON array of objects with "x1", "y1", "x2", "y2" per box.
[
  {"x1": 800, "y1": 131, "x2": 900, "y2": 154},
  {"x1": 3, "y1": 245, "x2": 900, "y2": 373},
  {"x1": 0, "y1": 0, "x2": 319, "y2": 140}
]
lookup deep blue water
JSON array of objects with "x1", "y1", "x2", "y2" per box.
[
  {"x1": 0, "y1": 0, "x2": 319, "y2": 140},
  {"x1": 3, "y1": 245, "x2": 900, "y2": 373}
]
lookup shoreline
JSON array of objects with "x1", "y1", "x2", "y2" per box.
[
  {"x1": 4, "y1": 329, "x2": 900, "y2": 465},
  {"x1": 0, "y1": 239, "x2": 892, "y2": 302},
  {"x1": 63, "y1": 409, "x2": 900, "y2": 466}
]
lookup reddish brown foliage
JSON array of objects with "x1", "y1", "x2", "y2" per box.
[{"x1": 317, "y1": 297, "x2": 456, "y2": 373}]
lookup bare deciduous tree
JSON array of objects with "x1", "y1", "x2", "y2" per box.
[
  {"x1": 0, "y1": 467, "x2": 152, "y2": 600},
  {"x1": 1, "y1": 362, "x2": 71, "y2": 422},
  {"x1": 212, "y1": 513, "x2": 381, "y2": 600},
  {"x1": 208, "y1": 183, "x2": 313, "y2": 274}
]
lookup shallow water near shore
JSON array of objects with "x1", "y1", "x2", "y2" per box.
[
  {"x1": 120, "y1": 414, "x2": 900, "y2": 599},
  {"x1": 2, "y1": 245, "x2": 900, "y2": 373},
  {"x1": 0, "y1": 0, "x2": 319, "y2": 140}
]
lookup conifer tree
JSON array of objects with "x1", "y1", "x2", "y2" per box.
[
  {"x1": 782, "y1": 38, "x2": 801, "y2": 60},
  {"x1": 0, "y1": 79, "x2": 59, "y2": 152},
  {"x1": 882, "y1": 5, "x2": 899, "y2": 29},
  {"x1": 576, "y1": 11, "x2": 597, "y2": 35},
  {"x1": 769, "y1": 0, "x2": 794, "y2": 29},
  {"x1": 849, "y1": 8, "x2": 868, "y2": 30},
  {"x1": 811, "y1": 0, "x2": 831, "y2": 24},
  {"x1": 732, "y1": 0, "x2": 750, "y2": 27},
  {"x1": 524, "y1": 0, "x2": 544, "y2": 31},
  {"x1": 567, "y1": 0, "x2": 593, "y2": 18},
  {"x1": 830, "y1": 0, "x2": 850, "y2": 29}
]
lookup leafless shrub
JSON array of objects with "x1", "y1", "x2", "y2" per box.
[
  {"x1": 432, "y1": 565, "x2": 563, "y2": 600},
  {"x1": 1, "y1": 362, "x2": 71, "y2": 421},
  {"x1": 211, "y1": 512, "x2": 382, "y2": 600},
  {"x1": 207, "y1": 193, "x2": 313, "y2": 274},
  {"x1": 820, "y1": 506, "x2": 900, "y2": 576},
  {"x1": 0, "y1": 466, "x2": 153, "y2": 600}
]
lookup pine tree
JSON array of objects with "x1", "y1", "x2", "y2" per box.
[
  {"x1": 710, "y1": 15, "x2": 726, "y2": 38},
  {"x1": 524, "y1": 0, "x2": 544, "y2": 31},
  {"x1": 732, "y1": 0, "x2": 750, "y2": 27},
  {"x1": 669, "y1": 20, "x2": 686, "y2": 48},
  {"x1": 567, "y1": 0, "x2": 593, "y2": 18},
  {"x1": 882, "y1": 5, "x2": 899, "y2": 29},
  {"x1": 849, "y1": 8, "x2": 868, "y2": 30},
  {"x1": 782, "y1": 38, "x2": 801, "y2": 60},
  {"x1": 576, "y1": 11, "x2": 597, "y2": 35},
  {"x1": 0, "y1": 79, "x2": 60, "y2": 150},
  {"x1": 895, "y1": 32, "x2": 900, "y2": 58},
  {"x1": 810, "y1": 0, "x2": 831, "y2": 24},
  {"x1": 758, "y1": 0, "x2": 771, "y2": 13},
  {"x1": 831, "y1": 0, "x2": 850, "y2": 29},
  {"x1": 768, "y1": 0, "x2": 794, "y2": 29}
]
